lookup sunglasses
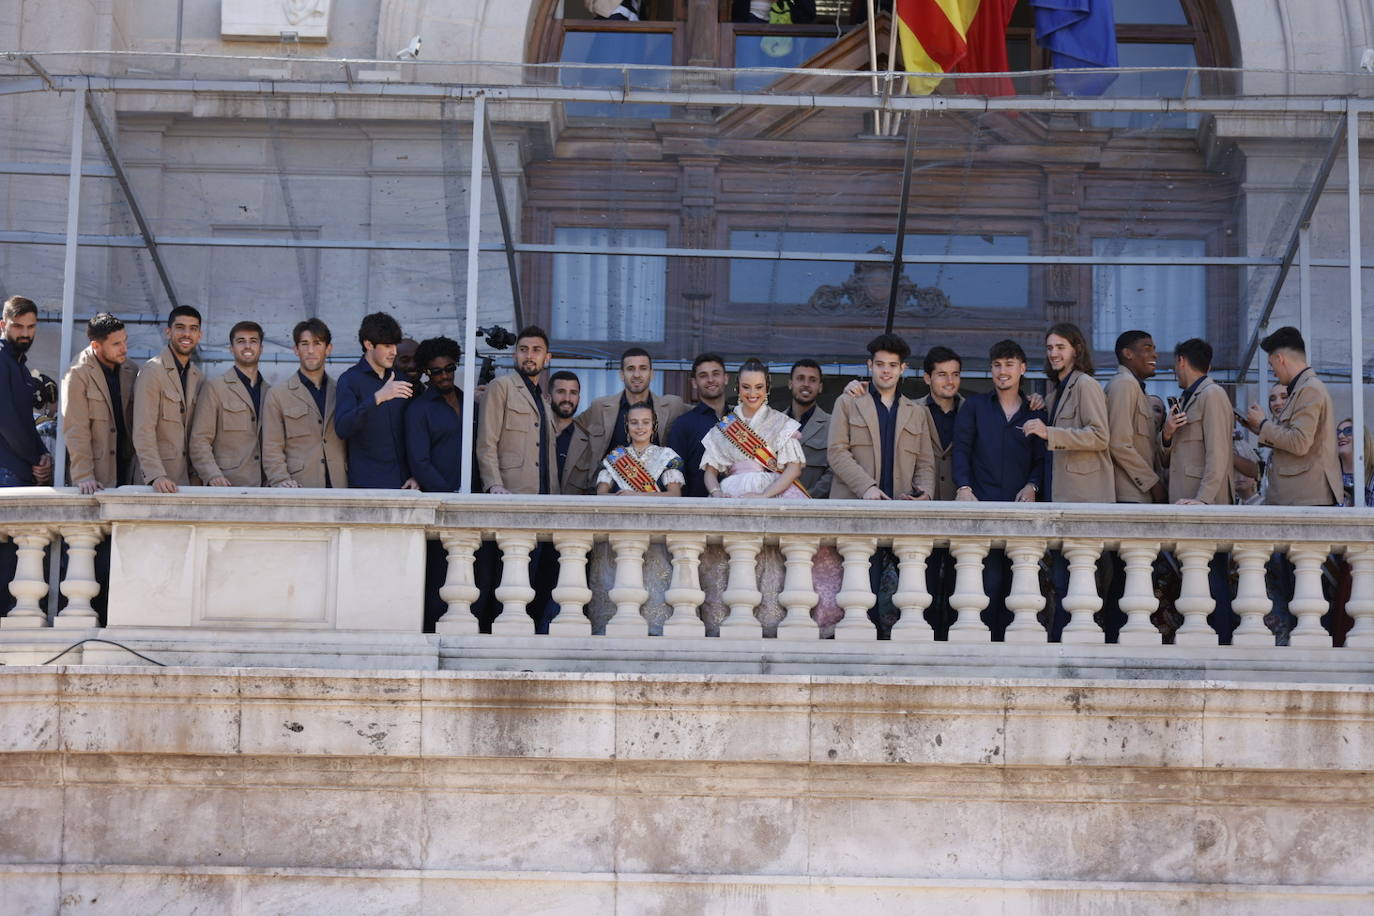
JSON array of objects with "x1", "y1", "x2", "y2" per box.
[
  {"x1": 1338, "y1": 427, "x2": 1355, "y2": 438},
  {"x1": 425, "y1": 364, "x2": 457, "y2": 377}
]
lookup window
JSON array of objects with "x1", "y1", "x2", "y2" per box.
[
  {"x1": 552, "y1": 227, "x2": 668, "y2": 343},
  {"x1": 730, "y1": 230, "x2": 1030, "y2": 312},
  {"x1": 1091, "y1": 237, "x2": 1207, "y2": 352}
]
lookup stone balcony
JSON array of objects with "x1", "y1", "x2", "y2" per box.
[{"x1": 1, "y1": 489, "x2": 1371, "y2": 683}]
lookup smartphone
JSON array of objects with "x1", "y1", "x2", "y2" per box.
[
  {"x1": 1233, "y1": 409, "x2": 1247, "y2": 425},
  {"x1": 1167, "y1": 396, "x2": 1183, "y2": 415}
]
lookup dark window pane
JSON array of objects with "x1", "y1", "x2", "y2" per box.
[
  {"x1": 729, "y1": 230, "x2": 1030, "y2": 311},
  {"x1": 1113, "y1": 0, "x2": 1188, "y2": 25},
  {"x1": 1090, "y1": 43, "x2": 1199, "y2": 129},
  {"x1": 559, "y1": 31, "x2": 674, "y2": 118},
  {"x1": 734, "y1": 35, "x2": 838, "y2": 90},
  {"x1": 1006, "y1": 37, "x2": 1030, "y2": 73}
]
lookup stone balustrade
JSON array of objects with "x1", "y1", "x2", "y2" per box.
[{"x1": 1, "y1": 488, "x2": 1373, "y2": 678}]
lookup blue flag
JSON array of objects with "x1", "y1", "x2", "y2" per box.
[{"x1": 1030, "y1": 0, "x2": 1119, "y2": 96}]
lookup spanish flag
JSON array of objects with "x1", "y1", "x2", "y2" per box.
[{"x1": 895, "y1": 0, "x2": 1018, "y2": 95}]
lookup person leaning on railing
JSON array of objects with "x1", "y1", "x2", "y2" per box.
[
  {"x1": 261, "y1": 318, "x2": 347, "y2": 490},
  {"x1": 131, "y1": 305, "x2": 203, "y2": 494},
  {"x1": 595, "y1": 403, "x2": 683, "y2": 497},
  {"x1": 61, "y1": 311, "x2": 137, "y2": 494}
]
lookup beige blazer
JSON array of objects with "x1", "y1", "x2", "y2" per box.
[
  {"x1": 1105, "y1": 365, "x2": 1161, "y2": 503},
  {"x1": 564, "y1": 391, "x2": 689, "y2": 494},
  {"x1": 921, "y1": 395, "x2": 961, "y2": 500},
  {"x1": 60, "y1": 348, "x2": 137, "y2": 487},
  {"x1": 261, "y1": 372, "x2": 347, "y2": 488},
  {"x1": 189, "y1": 368, "x2": 269, "y2": 487},
  {"x1": 827, "y1": 392, "x2": 936, "y2": 499},
  {"x1": 558, "y1": 421, "x2": 594, "y2": 495},
  {"x1": 1260, "y1": 368, "x2": 1343, "y2": 506},
  {"x1": 1045, "y1": 370, "x2": 1114, "y2": 503},
  {"x1": 476, "y1": 372, "x2": 561, "y2": 495},
  {"x1": 1161, "y1": 377, "x2": 1234, "y2": 505},
  {"x1": 795, "y1": 405, "x2": 833, "y2": 499},
  {"x1": 132, "y1": 348, "x2": 203, "y2": 486}
]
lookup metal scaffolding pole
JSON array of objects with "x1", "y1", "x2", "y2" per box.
[
  {"x1": 52, "y1": 88, "x2": 86, "y2": 494},
  {"x1": 459, "y1": 93, "x2": 486, "y2": 496},
  {"x1": 1348, "y1": 108, "x2": 1365, "y2": 506},
  {"x1": 481, "y1": 101, "x2": 524, "y2": 331}
]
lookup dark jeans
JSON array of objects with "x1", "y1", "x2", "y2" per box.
[
  {"x1": 924, "y1": 547, "x2": 955, "y2": 639},
  {"x1": 471, "y1": 539, "x2": 560, "y2": 635}
]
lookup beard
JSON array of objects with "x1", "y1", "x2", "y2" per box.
[{"x1": 8, "y1": 337, "x2": 32, "y2": 354}]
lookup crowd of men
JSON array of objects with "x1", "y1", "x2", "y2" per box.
[{"x1": 0, "y1": 293, "x2": 1352, "y2": 638}]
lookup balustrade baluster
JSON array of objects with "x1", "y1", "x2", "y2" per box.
[
  {"x1": 776, "y1": 537, "x2": 819, "y2": 641},
  {"x1": 1003, "y1": 538, "x2": 1048, "y2": 644},
  {"x1": 55, "y1": 526, "x2": 102, "y2": 627},
  {"x1": 1173, "y1": 542, "x2": 1218, "y2": 647},
  {"x1": 548, "y1": 532, "x2": 595, "y2": 637},
  {"x1": 1230, "y1": 543, "x2": 1275, "y2": 647},
  {"x1": 1288, "y1": 545, "x2": 1333, "y2": 648},
  {"x1": 491, "y1": 531, "x2": 537, "y2": 637},
  {"x1": 663, "y1": 534, "x2": 707, "y2": 639},
  {"x1": 888, "y1": 537, "x2": 933, "y2": 642},
  {"x1": 2, "y1": 529, "x2": 51, "y2": 629},
  {"x1": 606, "y1": 533, "x2": 650, "y2": 637},
  {"x1": 832, "y1": 536, "x2": 877, "y2": 642},
  {"x1": 719, "y1": 535, "x2": 763, "y2": 639},
  {"x1": 435, "y1": 532, "x2": 482, "y2": 635},
  {"x1": 1115, "y1": 540, "x2": 1161, "y2": 647},
  {"x1": 946, "y1": 538, "x2": 991, "y2": 643},
  {"x1": 1345, "y1": 546, "x2": 1374, "y2": 649},
  {"x1": 1059, "y1": 540, "x2": 1105, "y2": 645}
]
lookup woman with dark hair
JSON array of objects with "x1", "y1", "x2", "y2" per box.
[
  {"x1": 595, "y1": 403, "x2": 684, "y2": 496},
  {"x1": 1021, "y1": 322, "x2": 1113, "y2": 504},
  {"x1": 700, "y1": 359, "x2": 807, "y2": 499}
]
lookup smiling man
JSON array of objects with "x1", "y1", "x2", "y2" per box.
[
  {"x1": 786, "y1": 359, "x2": 832, "y2": 499},
  {"x1": 1105, "y1": 330, "x2": 1166, "y2": 504},
  {"x1": 132, "y1": 306, "x2": 204, "y2": 493},
  {"x1": 334, "y1": 311, "x2": 417, "y2": 490},
  {"x1": 189, "y1": 320, "x2": 270, "y2": 488}
]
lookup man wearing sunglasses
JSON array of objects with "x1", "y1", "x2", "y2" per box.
[{"x1": 405, "y1": 336, "x2": 469, "y2": 494}]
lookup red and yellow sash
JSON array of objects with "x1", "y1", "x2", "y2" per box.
[
  {"x1": 718, "y1": 414, "x2": 781, "y2": 472},
  {"x1": 604, "y1": 446, "x2": 659, "y2": 493}
]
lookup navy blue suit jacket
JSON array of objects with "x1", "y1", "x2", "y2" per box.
[
  {"x1": 952, "y1": 390, "x2": 1046, "y2": 501},
  {"x1": 334, "y1": 357, "x2": 410, "y2": 488}
]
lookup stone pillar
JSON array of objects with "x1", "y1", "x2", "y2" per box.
[
  {"x1": 1288, "y1": 545, "x2": 1333, "y2": 648},
  {"x1": 606, "y1": 533, "x2": 650, "y2": 638},
  {"x1": 1003, "y1": 538, "x2": 1048, "y2": 645},
  {"x1": 1115, "y1": 540, "x2": 1161, "y2": 647},
  {"x1": 2, "y1": 529, "x2": 51, "y2": 629},
  {"x1": 1059, "y1": 539, "x2": 1105, "y2": 645},
  {"x1": 946, "y1": 538, "x2": 991, "y2": 643},
  {"x1": 491, "y1": 531, "x2": 537, "y2": 637},
  {"x1": 719, "y1": 535, "x2": 763, "y2": 639},
  {"x1": 663, "y1": 534, "x2": 707, "y2": 639},
  {"x1": 888, "y1": 537, "x2": 933, "y2": 642},
  {"x1": 1173, "y1": 541, "x2": 1218, "y2": 647},
  {"x1": 1230, "y1": 543, "x2": 1275, "y2": 647},
  {"x1": 832, "y1": 536, "x2": 877, "y2": 642},
  {"x1": 55, "y1": 526, "x2": 103, "y2": 628},
  {"x1": 435, "y1": 532, "x2": 482, "y2": 635},
  {"x1": 1345, "y1": 546, "x2": 1374, "y2": 649},
  {"x1": 548, "y1": 532, "x2": 595, "y2": 638},
  {"x1": 776, "y1": 537, "x2": 819, "y2": 642}
]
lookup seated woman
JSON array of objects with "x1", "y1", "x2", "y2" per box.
[
  {"x1": 596, "y1": 403, "x2": 684, "y2": 496},
  {"x1": 701, "y1": 358, "x2": 807, "y2": 499}
]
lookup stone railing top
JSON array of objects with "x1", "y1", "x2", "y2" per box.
[{"x1": 1, "y1": 487, "x2": 1372, "y2": 546}]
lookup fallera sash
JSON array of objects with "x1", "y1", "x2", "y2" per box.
[{"x1": 603, "y1": 446, "x2": 659, "y2": 492}]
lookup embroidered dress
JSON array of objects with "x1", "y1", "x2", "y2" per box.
[
  {"x1": 700, "y1": 403, "x2": 808, "y2": 498},
  {"x1": 596, "y1": 443, "x2": 685, "y2": 493}
]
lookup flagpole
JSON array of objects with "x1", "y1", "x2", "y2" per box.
[
  {"x1": 865, "y1": 0, "x2": 881, "y2": 134},
  {"x1": 881, "y1": 6, "x2": 902, "y2": 135}
]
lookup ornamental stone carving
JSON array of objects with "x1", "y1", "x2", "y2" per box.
[{"x1": 807, "y1": 246, "x2": 952, "y2": 317}]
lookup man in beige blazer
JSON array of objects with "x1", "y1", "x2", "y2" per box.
[
  {"x1": 61, "y1": 313, "x2": 137, "y2": 493},
  {"x1": 1105, "y1": 330, "x2": 1165, "y2": 504},
  {"x1": 1162, "y1": 339, "x2": 1234, "y2": 506},
  {"x1": 262, "y1": 318, "x2": 347, "y2": 489},
  {"x1": 189, "y1": 320, "x2": 270, "y2": 487},
  {"x1": 1023, "y1": 323, "x2": 1114, "y2": 504},
  {"x1": 132, "y1": 306, "x2": 204, "y2": 493},
  {"x1": 828, "y1": 333, "x2": 936, "y2": 501},
  {"x1": 786, "y1": 359, "x2": 832, "y2": 498},
  {"x1": 1244, "y1": 326, "x2": 1343, "y2": 506},
  {"x1": 476, "y1": 325, "x2": 560, "y2": 496},
  {"x1": 562, "y1": 346, "x2": 688, "y2": 494}
]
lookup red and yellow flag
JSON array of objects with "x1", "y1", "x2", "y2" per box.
[{"x1": 895, "y1": 0, "x2": 1018, "y2": 96}]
